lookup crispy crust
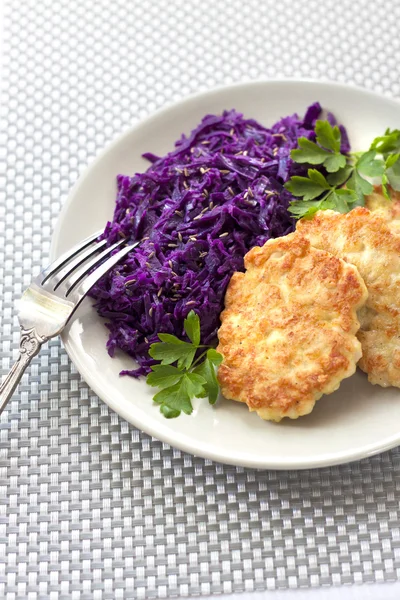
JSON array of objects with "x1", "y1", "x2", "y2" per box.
[
  {"x1": 217, "y1": 233, "x2": 367, "y2": 421},
  {"x1": 365, "y1": 185, "x2": 400, "y2": 233},
  {"x1": 297, "y1": 207, "x2": 400, "y2": 388}
]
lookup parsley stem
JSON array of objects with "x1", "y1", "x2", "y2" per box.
[{"x1": 190, "y1": 349, "x2": 209, "y2": 369}]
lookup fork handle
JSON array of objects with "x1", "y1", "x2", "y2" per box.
[{"x1": 0, "y1": 327, "x2": 46, "y2": 415}]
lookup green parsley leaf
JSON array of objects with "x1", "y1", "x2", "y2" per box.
[
  {"x1": 323, "y1": 152, "x2": 347, "y2": 173},
  {"x1": 356, "y1": 150, "x2": 385, "y2": 177},
  {"x1": 337, "y1": 188, "x2": 358, "y2": 204},
  {"x1": 185, "y1": 372, "x2": 207, "y2": 395},
  {"x1": 193, "y1": 349, "x2": 223, "y2": 404},
  {"x1": 160, "y1": 405, "x2": 181, "y2": 419},
  {"x1": 206, "y1": 348, "x2": 223, "y2": 366},
  {"x1": 287, "y1": 122, "x2": 400, "y2": 219},
  {"x1": 291, "y1": 124, "x2": 346, "y2": 173},
  {"x1": 147, "y1": 318, "x2": 223, "y2": 418},
  {"x1": 315, "y1": 120, "x2": 341, "y2": 153},
  {"x1": 346, "y1": 170, "x2": 371, "y2": 204},
  {"x1": 330, "y1": 189, "x2": 358, "y2": 213},
  {"x1": 157, "y1": 333, "x2": 189, "y2": 345},
  {"x1": 381, "y1": 173, "x2": 391, "y2": 200},
  {"x1": 288, "y1": 186, "x2": 356, "y2": 220},
  {"x1": 195, "y1": 387, "x2": 208, "y2": 399},
  {"x1": 386, "y1": 155, "x2": 400, "y2": 191},
  {"x1": 326, "y1": 165, "x2": 353, "y2": 186},
  {"x1": 328, "y1": 191, "x2": 348, "y2": 212},
  {"x1": 184, "y1": 310, "x2": 200, "y2": 346},
  {"x1": 385, "y1": 152, "x2": 400, "y2": 169},
  {"x1": 153, "y1": 372, "x2": 207, "y2": 418},
  {"x1": 284, "y1": 169, "x2": 331, "y2": 201},
  {"x1": 290, "y1": 138, "x2": 331, "y2": 165},
  {"x1": 149, "y1": 340, "x2": 196, "y2": 370},
  {"x1": 194, "y1": 358, "x2": 219, "y2": 404},
  {"x1": 288, "y1": 194, "x2": 336, "y2": 219},
  {"x1": 178, "y1": 349, "x2": 197, "y2": 370},
  {"x1": 288, "y1": 200, "x2": 322, "y2": 219},
  {"x1": 307, "y1": 169, "x2": 331, "y2": 187},
  {"x1": 146, "y1": 364, "x2": 183, "y2": 390},
  {"x1": 370, "y1": 129, "x2": 400, "y2": 154},
  {"x1": 153, "y1": 376, "x2": 195, "y2": 415}
]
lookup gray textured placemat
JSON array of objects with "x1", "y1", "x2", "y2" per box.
[{"x1": 1, "y1": 0, "x2": 400, "y2": 597}]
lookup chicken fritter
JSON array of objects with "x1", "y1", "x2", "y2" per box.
[
  {"x1": 365, "y1": 186, "x2": 400, "y2": 234},
  {"x1": 217, "y1": 233, "x2": 368, "y2": 421},
  {"x1": 298, "y1": 207, "x2": 400, "y2": 388}
]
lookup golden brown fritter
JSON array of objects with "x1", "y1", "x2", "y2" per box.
[
  {"x1": 297, "y1": 207, "x2": 400, "y2": 388},
  {"x1": 365, "y1": 186, "x2": 400, "y2": 234},
  {"x1": 216, "y1": 233, "x2": 367, "y2": 421}
]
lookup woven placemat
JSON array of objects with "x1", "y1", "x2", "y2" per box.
[{"x1": 1, "y1": 0, "x2": 400, "y2": 597}]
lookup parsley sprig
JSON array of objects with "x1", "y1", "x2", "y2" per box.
[
  {"x1": 285, "y1": 120, "x2": 400, "y2": 219},
  {"x1": 147, "y1": 311, "x2": 223, "y2": 418}
]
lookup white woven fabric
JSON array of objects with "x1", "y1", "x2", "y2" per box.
[{"x1": 1, "y1": 0, "x2": 400, "y2": 597}]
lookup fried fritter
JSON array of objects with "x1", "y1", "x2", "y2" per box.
[
  {"x1": 365, "y1": 186, "x2": 400, "y2": 234},
  {"x1": 217, "y1": 233, "x2": 367, "y2": 421},
  {"x1": 298, "y1": 207, "x2": 400, "y2": 388}
]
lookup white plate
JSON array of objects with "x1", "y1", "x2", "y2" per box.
[{"x1": 52, "y1": 79, "x2": 400, "y2": 470}]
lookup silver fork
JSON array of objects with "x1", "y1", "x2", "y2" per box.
[{"x1": 0, "y1": 232, "x2": 139, "y2": 415}]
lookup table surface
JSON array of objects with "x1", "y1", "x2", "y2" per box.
[{"x1": 1, "y1": 0, "x2": 400, "y2": 598}]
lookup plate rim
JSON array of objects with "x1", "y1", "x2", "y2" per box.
[{"x1": 51, "y1": 78, "x2": 400, "y2": 470}]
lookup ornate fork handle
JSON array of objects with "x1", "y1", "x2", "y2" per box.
[{"x1": 0, "y1": 328, "x2": 47, "y2": 415}]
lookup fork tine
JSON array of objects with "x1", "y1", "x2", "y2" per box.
[
  {"x1": 62, "y1": 237, "x2": 137, "y2": 298},
  {"x1": 66, "y1": 242, "x2": 139, "y2": 306},
  {"x1": 49, "y1": 239, "x2": 108, "y2": 291},
  {"x1": 55, "y1": 237, "x2": 126, "y2": 297},
  {"x1": 40, "y1": 229, "x2": 103, "y2": 285}
]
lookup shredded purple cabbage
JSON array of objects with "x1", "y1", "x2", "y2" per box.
[{"x1": 90, "y1": 102, "x2": 345, "y2": 376}]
